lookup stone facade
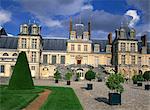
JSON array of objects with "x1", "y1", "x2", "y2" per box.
[{"x1": 0, "y1": 20, "x2": 150, "y2": 79}]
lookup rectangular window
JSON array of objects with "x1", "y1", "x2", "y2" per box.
[
  {"x1": 71, "y1": 44, "x2": 75, "y2": 51},
  {"x1": 138, "y1": 57, "x2": 141, "y2": 66},
  {"x1": 31, "y1": 66, "x2": 35, "y2": 70},
  {"x1": 52, "y1": 55, "x2": 56, "y2": 64},
  {"x1": 43, "y1": 54, "x2": 47, "y2": 64},
  {"x1": 32, "y1": 39, "x2": 37, "y2": 49},
  {"x1": 0, "y1": 65, "x2": 5, "y2": 73},
  {"x1": 95, "y1": 57, "x2": 99, "y2": 66},
  {"x1": 121, "y1": 55, "x2": 125, "y2": 65},
  {"x1": 61, "y1": 56, "x2": 65, "y2": 64},
  {"x1": 131, "y1": 55, "x2": 135, "y2": 65},
  {"x1": 78, "y1": 45, "x2": 81, "y2": 51},
  {"x1": 121, "y1": 43, "x2": 125, "y2": 52},
  {"x1": 107, "y1": 57, "x2": 111, "y2": 65},
  {"x1": 131, "y1": 43, "x2": 135, "y2": 52},
  {"x1": 22, "y1": 38, "x2": 26, "y2": 48},
  {"x1": 32, "y1": 52, "x2": 36, "y2": 63},
  {"x1": 84, "y1": 45, "x2": 88, "y2": 51}
]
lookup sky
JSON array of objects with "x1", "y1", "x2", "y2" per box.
[{"x1": 0, "y1": 0, "x2": 150, "y2": 39}]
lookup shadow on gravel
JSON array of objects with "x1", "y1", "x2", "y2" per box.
[
  {"x1": 80, "y1": 87, "x2": 87, "y2": 90},
  {"x1": 95, "y1": 97, "x2": 109, "y2": 105},
  {"x1": 130, "y1": 86, "x2": 144, "y2": 90}
]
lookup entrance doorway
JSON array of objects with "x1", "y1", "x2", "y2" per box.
[{"x1": 77, "y1": 60, "x2": 81, "y2": 64}]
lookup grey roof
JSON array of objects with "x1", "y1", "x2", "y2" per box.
[
  {"x1": 0, "y1": 28, "x2": 7, "y2": 36},
  {"x1": 0, "y1": 37, "x2": 18, "y2": 49},
  {"x1": 0, "y1": 36, "x2": 149, "y2": 54},
  {"x1": 92, "y1": 39, "x2": 108, "y2": 52},
  {"x1": 138, "y1": 42, "x2": 150, "y2": 54},
  {"x1": 42, "y1": 39, "x2": 68, "y2": 51}
]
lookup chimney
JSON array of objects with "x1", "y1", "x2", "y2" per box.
[
  {"x1": 141, "y1": 35, "x2": 147, "y2": 46},
  {"x1": 88, "y1": 21, "x2": 91, "y2": 36},
  {"x1": 70, "y1": 17, "x2": 73, "y2": 32},
  {"x1": 108, "y1": 33, "x2": 112, "y2": 44}
]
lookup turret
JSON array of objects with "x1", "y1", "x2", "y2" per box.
[{"x1": 20, "y1": 24, "x2": 29, "y2": 35}]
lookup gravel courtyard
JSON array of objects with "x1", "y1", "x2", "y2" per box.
[{"x1": 1, "y1": 78, "x2": 150, "y2": 110}]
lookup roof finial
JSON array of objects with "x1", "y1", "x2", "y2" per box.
[{"x1": 121, "y1": 22, "x2": 123, "y2": 27}]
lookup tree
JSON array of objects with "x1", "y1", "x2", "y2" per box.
[
  {"x1": 65, "y1": 72, "x2": 72, "y2": 81},
  {"x1": 54, "y1": 70, "x2": 61, "y2": 80},
  {"x1": 85, "y1": 70, "x2": 96, "y2": 81},
  {"x1": 106, "y1": 73, "x2": 125, "y2": 93},
  {"x1": 137, "y1": 74, "x2": 144, "y2": 82},
  {"x1": 8, "y1": 52, "x2": 34, "y2": 90},
  {"x1": 132, "y1": 75, "x2": 138, "y2": 84},
  {"x1": 143, "y1": 71, "x2": 150, "y2": 81}
]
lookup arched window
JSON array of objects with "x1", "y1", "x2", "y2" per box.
[
  {"x1": 3, "y1": 53, "x2": 9, "y2": 56},
  {"x1": 12, "y1": 53, "x2": 17, "y2": 56}
]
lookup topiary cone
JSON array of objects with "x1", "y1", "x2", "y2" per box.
[{"x1": 8, "y1": 51, "x2": 34, "y2": 90}]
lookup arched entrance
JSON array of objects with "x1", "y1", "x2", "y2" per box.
[
  {"x1": 77, "y1": 60, "x2": 81, "y2": 64},
  {"x1": 76, "y1": 68, "x2": 84, "y2": 80},
  {"x1": 76, "y1": 55, "x2": 83, "y2": 64}
]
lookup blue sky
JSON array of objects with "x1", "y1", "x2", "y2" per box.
[{"x1": 0, "y1": 0, "x2": 149, "y2": 39}]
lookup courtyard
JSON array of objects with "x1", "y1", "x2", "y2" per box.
[{"x1": 1, "y1": 78, "x2": 149, "y2": 110}]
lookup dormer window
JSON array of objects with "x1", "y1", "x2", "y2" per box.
[
  {"x1": 21, "y1": 24, "x2": 29, "y2": 34},
  {"x1": 31, "y1": 24, "x2": 38, "y2": 35},
  {"x1": 130, "y1": 29, "x2": 135, "y2": 39},
  {"x1": 120, "y1": 28, "x2": 125, "y2": 38},
  {"x1": 94, "y1": 44, "x2": 100, "y2": 53}
]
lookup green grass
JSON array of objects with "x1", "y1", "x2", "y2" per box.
[
  {"x1": 0, "y1": 85, "x2": 83, "y2": 110},
  {"x1": 0, "y1": 85, "x2": 43, "y2": 110},
  {"x1": 40, "y1": 86, "x2": 83, "y2": 110}
]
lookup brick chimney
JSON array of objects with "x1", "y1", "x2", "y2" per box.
[
  {"x1": 141, "y1": 35, "x2": 147, "y2": 46},
  {"x1": 108, "y1": 33, "x2": 112, "y2": 45}
]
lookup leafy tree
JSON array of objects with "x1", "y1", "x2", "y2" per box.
[
  {"x1": 106, "y1": 73, "x2": 125, "y2": 93},
  {"x1": 96, "y1": 72, "x2": 102, "y2": 80},
  {"x1": 54, "y1": 70, "x2": 61, "y2": 80},
  {"x1": 85, "y1": 70, "x2": 96, "y2": 81},
  {"x1": 143, "y1": 71, "x2": 150, "y2": 81},
  {"x1": 137, "y1": 74, "x2": 144, "y2": 82},
  {"x1": 65, "y1": 72, "x2": 72, "y2": 81},
  {"x1": 8, "y1": 52, "x2": 34, "y2": 90},
  {"x1": 132, "y1": 75, "x2": 138, "y2": 83}
]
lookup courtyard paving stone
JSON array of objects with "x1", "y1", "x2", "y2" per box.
[{"x1": 0, "y1": 78, "x2": 149, "y2": 110}]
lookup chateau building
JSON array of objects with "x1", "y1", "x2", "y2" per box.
[{"x1": 0, "y1": 19, "x2": 150, "y2": 79}]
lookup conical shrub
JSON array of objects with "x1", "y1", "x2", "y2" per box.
[{"x1": 8, "y1": 51, "x2": 34, "y2": 90}]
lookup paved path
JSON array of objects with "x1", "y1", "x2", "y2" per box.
[
  {"x1": 23, "y1": 89, "x2": 51, "y2": 110},
  {"x1": 1, "y1": 78, "x2": 150, "y2": 110}
]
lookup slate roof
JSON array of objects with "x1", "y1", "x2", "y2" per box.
[
  {"x1": 0, "y1": 36, "x2": 18, "y2": 49},
  {"x1": 91, "y1": 39, "x2": 108, "y2": 52},
  {"x1": 42, "y1": 38, "x2": 67, "y2": 51},
  {"x1": 0, "y1": 28, "x2": 7, "y2": 36},
  {"x1": 0, "y1": 36, "x2": 149, "y2": 54}
]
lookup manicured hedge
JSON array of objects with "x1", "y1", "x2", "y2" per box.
[{"x1": 8, "y1": 51, "x2": 34, "y2": 90}]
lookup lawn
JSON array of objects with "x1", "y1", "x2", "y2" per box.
[
  {"x1": 0, "y1": 85, "x2": 43, "y2": 110},
  {"x1": 40, "y1": 86, "x2": 83, "y2": 110},
  {"x1": 0, "y1": 85, "x2": 83, "y2": 110}
]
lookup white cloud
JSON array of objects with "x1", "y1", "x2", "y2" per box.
[
  {"x1": 0, "y1": 10, "x2": 11, "y2": 25},
  {"x1": 38, "y1": 16, "x2": 62, "y2": 27},
  {"x1": 18, "y1": 0, "x2": 85, "y2": 28},
  {"x1": 125, "y1": 10, "x2": 140, "y2": 27},
  {"x1": 81, "y1": 4, "x2": 93, "y2": 11}
]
